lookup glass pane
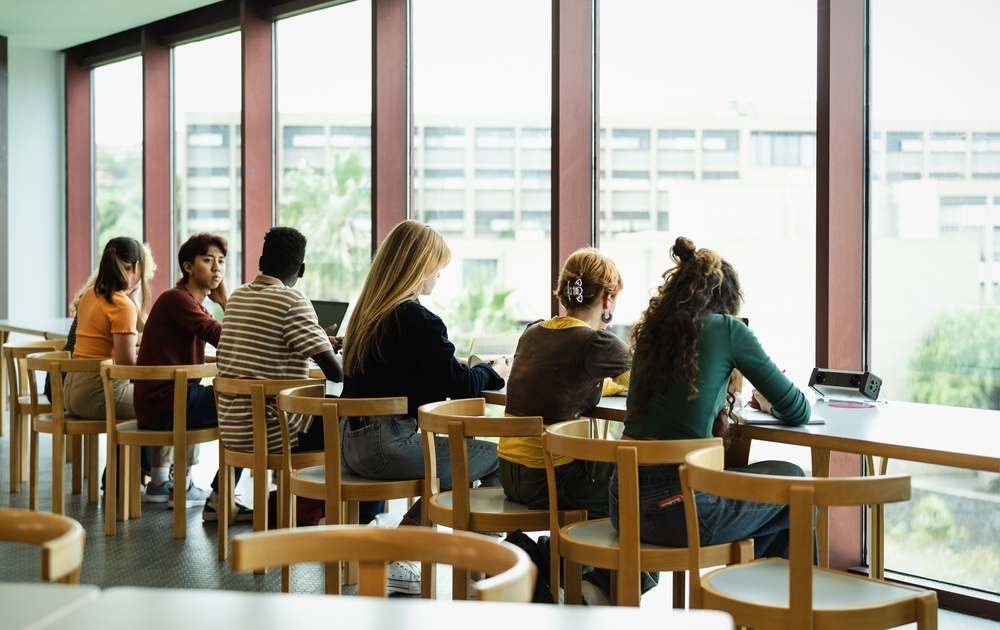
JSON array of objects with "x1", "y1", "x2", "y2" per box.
[
  {"x1": 174, "y1": 33, "x2": 243, "y2": 292},
  {"x1": 870, "y1": 0, "x2": 1000, "y2": 594},
  {"x1": 276, "y1": 1, "x2": 372, "y2": 309},
  {"x1": 599, "y1": 0, "x2": 818, "y2": 470},
  {"x1": 94, "y1": 57, "x2": 143, "y2": 256},
  {"x1": 413, "y1": 0, "x2": 551, "y2": 355}
]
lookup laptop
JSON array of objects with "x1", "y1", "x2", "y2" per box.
[
  {"x1": 311, "y1": 300, "x2": 350, "y2": 334},
  {"x1": 467, "y1": 335, "x2": 520, "y2": 367}
]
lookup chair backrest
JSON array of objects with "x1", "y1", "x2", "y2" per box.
[
  {"x1": 4, "y1": 340, "x2": 64, "y2": 401},
  {"x1": 25, "y1": 351, "x2": 109, "y2": 420},
  {"x1": 0, "y1": 508, "x2": 86, "y2": 583},
  {"x1": 680, "y1": 445, "x2": 911, "y2": 617},
  {"x1": 231, "y1": 525, "x2": 536, "y2": 602},
  {"x1": 213, "y1": 375, "x2": 324, "y2": 454},
  {"x1": 275, "y1": 385, "x2": 407, "y2": 507},
  {"x1": 417, "y1": 398, "x2": 543, "y2": 526},
  {"x1": 102, "y1": 362, "x2": 218, "y2": 425}
]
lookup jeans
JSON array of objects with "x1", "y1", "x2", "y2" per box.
[
  {"x1": 610, "y1": 460, "x2": 810, "y2": 560},
  {"x1": 142, "y1": 384, "x2": 239, "y2": 494},
  {"x1": 341, "y1": 415, "x2": 500, "y2": 525}
]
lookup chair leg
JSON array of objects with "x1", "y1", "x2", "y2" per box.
[
  {"x1": 564, "y1": 560, "x2": 583, "y2": 605},
  {"x1": 29, "y1": 426, "x2": 39, "y2": 510},
  {"x1": 71, "y1": 435, "x2": 83, "y2": 495},
  {"x1": 130, "y1": 446, "x2": 142, "y2": 519},
  {"x1": 9, "y1": 412, "x2": 21, "y2": 491},
  {"x1": 173, "y1": 457, "x2": 186, "y2": 540},
  {"x1": 453, "y1": 565, "x2": 470, "y2": 601},
  {"x1": 86, "y1": 435, "x2": 99, "y2": 503},
  {"x1": 52, "y1": 431, "x2": 66, "y2": 515},
  {"x1": 345, "y1": 501, "x2": 360, "y2": 585},
  {"x1": 118, "y1": 445, "x2": 130, "y2": 522},
  {"x1": 218, "y1": 447, "x2": 230, "y2": 561},
  {"x1": 917, "y1": 592, "x2": 938, "y2": 630},
  {"x1": 672, "y1": 571, "x2": 686, "y2": 609},
  {"x1": 252, "y1": 468, "x2": 269, "y2": 574},
  {"x1": 106, "y1": 441, "x2": 118, "y2": 536},
  {"x1": 20, "y1": 415, "x2": 30, "y2": 483}
]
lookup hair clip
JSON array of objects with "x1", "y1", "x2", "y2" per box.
[{"x1": 565, "y1": 278, "x2": 584, "y2": 303}]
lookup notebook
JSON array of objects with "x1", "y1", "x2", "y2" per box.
[
  {"x1": 467, "y1": 335, "x2": 520, "y2": 367},
  {"x1": 739, "y1": 407, "x2": 826, "y2": 425},
  {"x1": 311, "y1": 300, "x2": 349, "y2": 334}
]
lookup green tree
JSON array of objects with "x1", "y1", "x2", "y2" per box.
[
  {"x1": 908, "y1": 306, "x2": 1000, "y2": 410},
  {"x1": 279, "y1": 151, "x2": 372, "y2": 301},
  {"x1": 437, "y1": 279, "x2": 523, "y2": 356},
  {"x1": 95, "y1": 145, "x2": 143, "y2": 249}
]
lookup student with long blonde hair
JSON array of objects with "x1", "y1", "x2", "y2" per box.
[{"x1": 340, "y1": 219, "x2": 509, "y2": 594}]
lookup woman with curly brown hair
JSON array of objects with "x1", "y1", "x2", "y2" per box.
[{"x1": 611, "y1": 236, "x2": 811, "y2": 560}]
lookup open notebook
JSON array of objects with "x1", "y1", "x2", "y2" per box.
[
  {"x1": 740, "y1": 407, "x2": 826, "y2": 425},
  {"x1": 467, "y1": 335, "x2": 520, "y2": 367}
]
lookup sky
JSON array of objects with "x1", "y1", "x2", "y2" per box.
[{"x1": 93, "y1": 0, "x2": 999, "y2": 147}]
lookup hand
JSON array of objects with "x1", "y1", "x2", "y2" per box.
[
  {"x1": 208, "y1": 280, "x2": 228, "y2": 309},
  {"x1": 751, "y1": 389, "x2": 773, "y2": 415},
  {"x1": 324, "y1": 323, "x2": 338, "y2": 334},
  {"x1": 456, "y1": 357, "x2": 469, "y2": 366},
  {"x1": 330, "y1": 336, "x2": 344, "y2": 354},
  {"x1": 489, "y1": 356, "x2": 512, "y2": 379}
]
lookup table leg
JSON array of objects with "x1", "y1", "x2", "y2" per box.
[
  {"x1": 867, "y1": 455, "x2": 888, "y2": 580},
  {"x1": 811, "y1": 447, "x2": 831, "y2": 568},
  {"x1": 1, "y1": 329, "x2": 9, "y2": 437}
]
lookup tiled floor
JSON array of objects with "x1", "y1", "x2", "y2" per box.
[{"x1": 1, "y1": 429, "x2": 997, "y2": 628}]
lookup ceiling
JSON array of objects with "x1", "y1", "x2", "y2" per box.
[{"x1": 0, "y1": 0, "x2": 221, "y2": 50}]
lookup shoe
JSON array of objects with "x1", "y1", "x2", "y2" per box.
[
  {"x1": 167, "y1": 479, "x2": 212, "y2": 509},
  {"x1": 386, "y1": 560, "x2": 421, "y2": 595},
  {"x1": 142, "y1": 480, "x2": 171, "y2": 503},
  {"x1": 202, "y1": 498, "x2": 253, "y2": 522},
  {"x1": 581, "y1": 580, "x2": 611, "y2": 606}
]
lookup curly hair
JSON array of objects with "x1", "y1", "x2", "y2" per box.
[{"x1": 629, "y1": 237, "x2": 743, "y2": 421}]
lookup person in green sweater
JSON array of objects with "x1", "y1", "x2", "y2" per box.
[
  {"x1": 501, "y1": 247, "x2": 657, "y2": 605},
  {"x1": 612, "y1": 236, "x2": 811, "y2": 560}
]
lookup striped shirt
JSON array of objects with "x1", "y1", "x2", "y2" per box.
[{"x1": 216, "y1": 275, "x2": 332, "y2": 453}]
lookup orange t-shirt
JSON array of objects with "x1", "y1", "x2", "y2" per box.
[{"x1": 73, "y1": 290, "x2": 138, "y2": 359}]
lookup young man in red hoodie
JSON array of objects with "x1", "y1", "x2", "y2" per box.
[{"x1": 134, "y1": 233, "x2": 250, "y2": 521}]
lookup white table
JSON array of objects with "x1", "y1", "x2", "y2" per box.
[
  {"x1": 0, "y1": 582, "x2": 100, "y2": 630},
  {"x1": 32, "y1": 587, "x2": 733, "y2": 630}
]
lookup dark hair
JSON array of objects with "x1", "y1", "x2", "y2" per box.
[
  {"x1": 177, "y1": 233, "x2": 228, "y2": 284},
  {"x1": 259, "y1": 227, "x2": 306, "y2": 280},
  {"x1": 94, "y1": 236, "x2": 144, "y2": 304},
  {"x1": 629, "y1": 237, "x2": 743, "y2": 416}
]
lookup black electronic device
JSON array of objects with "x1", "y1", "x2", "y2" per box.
[
  {"x1": 809, "y1": 368, "x2": 882, "y2": 402},
  {"x1": 311, "y1": 300, "x2": 349, "y2": 334}
]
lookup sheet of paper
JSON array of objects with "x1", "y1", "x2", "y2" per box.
[{"x1": 739, "y1": 407, "x2": 826, "y2": 425}]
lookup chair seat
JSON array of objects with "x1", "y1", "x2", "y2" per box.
[
  {"x1": 429, "y1": 487, "x2": 553, "y2": 532},
  {"x1": 114, "y1": 420, "x2": 219, "y2": 447},
  {"x1": 222, "y1": 445, "x2": 324, "y2": 471},
  {"x1": 706, "y1": 558, "x2": 925, "y2": 610},
  {"x1": 563, "y1": 517, "x2": 669, "y2": 550},
  {"x1": 33, "y1": 413, "x2": 105, "y2": 435},
  {"x1": 289, "y1": 465, "x2": 423, "y2": 502}
]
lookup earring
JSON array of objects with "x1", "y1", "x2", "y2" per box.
[{"x1": 601, "y1": 310, "x2": 613, "y2": 324}]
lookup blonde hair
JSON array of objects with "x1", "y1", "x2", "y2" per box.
[
  {"x1": 343, "y1": 220, "x2": 451, "y2": 376},
  {"x1": 554, "y1": 247, "x2": 624, "y2": 310}
]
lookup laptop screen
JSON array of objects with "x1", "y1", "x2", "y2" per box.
[{"x1": 310, "y1": 300, "x2": 349, "y2": 334}]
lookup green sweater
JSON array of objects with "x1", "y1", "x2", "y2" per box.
[{"x1": 623, "y1": 314, "x2": 810, "y2": 440}]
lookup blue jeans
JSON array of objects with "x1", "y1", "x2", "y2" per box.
[
  {"x1": 340, "y1": 415, "x2": 500, "y2": 525},
  {"x1": 610, "y1": 460, "x2": 809, "y2": 560},
  {"x1": 143, "y1": 384, "x2": 242, "y2": 494}
]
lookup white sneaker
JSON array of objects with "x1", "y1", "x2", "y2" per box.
[
  {"x1": 386, "y1": 560, "x2": 421, "y2": 595},
  {"x1": 581, "y1": 580, "x2": 611, "y2": 606}
]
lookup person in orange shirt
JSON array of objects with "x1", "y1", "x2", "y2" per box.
[{"x1": 63, "y1": 236, "x2": 152, "y2": 420}]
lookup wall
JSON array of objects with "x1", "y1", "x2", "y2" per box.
[{"x1": 5, "y1": 47, "x2": 65, "y2": 319}]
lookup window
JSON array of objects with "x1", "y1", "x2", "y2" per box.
[
  {"x1": 870, "y1": 0, "x2": 1000, "y2": 594},
  {"x1": 972, "y1": 132, "x2": 1000, "y2": 180},
  {"x1": 93, "y1": 57, "x2": 143, "y2": 257},
  {"x1": 751, "y1": 131, "x2": 817, "y2": 167},
  {"x1": 276, "y1": 1, "x2": 372, "y2": 304},
  {"x1": 413, "y1": 0, "x2": 551, "y2": 354},
  {"x1": 174, "y1": 33, "x2": 242, "y2": 290}
]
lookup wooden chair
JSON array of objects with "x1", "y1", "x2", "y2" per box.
[
  {"x1": 232, "y1": 525, "x2": 536, "y2": 602},
  {"x1": 25, "y1": 352, "x2": 107, "y2": 515},
  {"x1": 681, "y1": 445, "x2": 938, "y2": 630},
  {"x1": 542, "y1": 419, "x2": 754, "y2": 607},
  {"x1": 0, "y1": 508, "x2": 86, "y2": 583},
  {"x1": 276, "y1": 385, "x2": 423, "y2": 594},
  {"x1": 102, "y1": 361, "x2": 220, "y2": 539},
  {"x1": 213, "y1": 376, "x2": 324, "y2": 565},
  {"x1": 4, "y1": 339, "x2": 64, "y2": 491},
  {"x1": 418, "y1": 398, "x2": 586, "y2": 601}
]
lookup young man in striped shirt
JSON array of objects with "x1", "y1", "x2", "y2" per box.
[{"x1": 216, "y1": 227, "x2": 343, "y2": 456}]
